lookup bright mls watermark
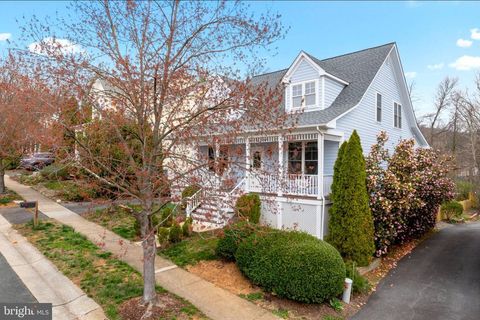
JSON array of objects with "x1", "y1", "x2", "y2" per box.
[{"x1": 0, "y1": 303, "x2": 51, "y2": 320}]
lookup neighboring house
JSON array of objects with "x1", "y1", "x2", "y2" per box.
[{"x1": 187, "y1": 42, "x2": 428, "y2": 238}]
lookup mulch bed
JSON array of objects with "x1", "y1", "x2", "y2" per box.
[{"x1": 118, "y1": 294, "x2": 193, "y2": 320}]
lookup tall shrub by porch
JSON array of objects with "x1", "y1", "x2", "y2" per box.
[{"x1": 327, "y1": 131, "x2": 375, "y2": 266}]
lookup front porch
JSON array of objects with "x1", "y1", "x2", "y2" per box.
[{"x1": 200, "y1": 131, "x2": 341, "y2": 199}]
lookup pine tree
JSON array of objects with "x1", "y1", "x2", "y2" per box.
[
  {"x1": 327, "y1": 131, "x2": 375, "y2": 266},
  {"x1": 329, "y1": 141, "x2": 347, "y2": 202}
]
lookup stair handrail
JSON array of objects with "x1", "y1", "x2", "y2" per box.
[
  {"x1": 222, "y1": 178, "x2": 246, "y2": 211},
  {"x1": 186, "y1": 188, "x2": 204, "y2": 217}
]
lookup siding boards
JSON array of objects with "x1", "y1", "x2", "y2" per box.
[
  {"x1": 336, "y1": 56, "x2": 415, "y2": 154},
  {"x1": 324, "y1": 77, "x2": 344, "y2": 108}
]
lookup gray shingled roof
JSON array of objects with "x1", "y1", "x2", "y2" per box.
[{"x1": 252, "y1": 42, "x2": 395, "y2": 126}]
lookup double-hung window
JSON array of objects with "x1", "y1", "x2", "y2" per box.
[
  {"x1": 394, "y1": 102, "x2": 402, "y2": 128},
  {"x1": 291, "y1": 81, "x2": 317, "y2": 109},
  {"x1": 288, "y1": 141, "x2": 318, "y2": 175},
  {"x1": 376, "y1": 93, "x2": 382, "y2": 122}
]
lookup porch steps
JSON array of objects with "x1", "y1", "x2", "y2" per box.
[{"x1": 190, "y1": 190, "x2": 236, "y2": 228}]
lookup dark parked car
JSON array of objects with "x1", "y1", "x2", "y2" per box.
[{"x1": 20, "y1": 152, "x2": 55, "y2": 170}]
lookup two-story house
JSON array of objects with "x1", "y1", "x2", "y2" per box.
[{"x1": 185, "y1": 42, "x2": 428, "y2": 239}]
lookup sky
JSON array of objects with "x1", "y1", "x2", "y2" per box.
[{"x1": 1, "y1": 1, "x2": 480, "y2": 117}]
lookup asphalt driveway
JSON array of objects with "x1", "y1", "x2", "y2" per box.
[
  {"x1": 0, "y1": 253, "x2": 37, "y2": 303},
  {"x1": 352, "y1": 222, "x2": 480, "y2": 320}
]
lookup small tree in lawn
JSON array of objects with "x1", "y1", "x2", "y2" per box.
[{"x1": 327, "y1": 130, "x2": 375, "y2": 266}]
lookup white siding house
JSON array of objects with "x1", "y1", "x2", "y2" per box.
[{"x1": 187, "y1": 43, "x2": 428, "y2": 238}]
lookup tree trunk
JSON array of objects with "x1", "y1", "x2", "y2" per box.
[
  {"x1": 0, "y1": 164, "x2": 5, "y2": 194},
  {"x1": 140, "y1": 211, "x2": 157, "y2": 306}
]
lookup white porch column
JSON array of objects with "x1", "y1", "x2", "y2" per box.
[
  {"x1": 317, "y1": 133, "x2": 324, "y2": 200},
  {"x1": 215, "y1": 143, "x2": 220, "y2": 188},
  {"x1": 245, "y1": 137, "x2": 250, "y2": 192},
  {"x1": 277, "y1": 135, "x2": 284, "y2": 197}
]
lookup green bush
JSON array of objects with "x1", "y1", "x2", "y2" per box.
[
  {"x1": 160, "y1": 207, "x2": 174, "y2": 227},
  {"x1": 235, "y1": 193, "x2": 261, "y2": 223},
  {"x1": 345, "y1": 262, "x2": 370, "y2": 294},
  {"x1": 215, "y1": 221, "x2": 264, "y2": 261},
  {"x1": 181, "y1": 185, "x2": 200, "y2": 199},
  {"x1": 182, "y1": 217, "x2": 193, "y2": 237},
  {"x1": 441, "y1": 200, "x2": 463, "y2": 220},
  {"x1": 327, "y1": 131, "x2": 375, "y2": 266},
  {"x1": 157, "y1": 227, "x2": 170, "y2": 245},
  {"x1": 236, "y1": 230, "x2": 346, "y2": 303},
  {"x1": 169, "y1": 223, "x2": 182, "y2": 243},
  {"x1": 455, "y1": 180, "x2": 474, "y2": 201},
  {"x1": 40, "y1": 164, "x2": 70, "y2": 180},
  {"x1": 61, "y1": 183, "x2": 95, "y2": 201}
]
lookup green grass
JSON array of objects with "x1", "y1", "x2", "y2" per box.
[
  {"x1": 0, "y1": 189, "x2": 23, "y2": 205},
  {"x1": 272, "y1": 309, "x2": 289, "y2": 319},
  {"x1": 43, "y1": 180, "x2": 64, "y2": 190},
  {"x1": 84, "y1": 207, "x2": 138, "y2": 241},
  {"x1": 239, "y1": 292, "x2": 264, "y2": 302},
  {"x1": 159, "y1": 232, "x2": 219, "y2": 267},
  {"x1": 15, "y1": 220, "x2": 205, "y2": 320}
]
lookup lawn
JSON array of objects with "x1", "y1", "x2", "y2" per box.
[
  {"x1": 14, "y1": 220, "x2": 206, "y2": 320},
  {"x1": 159, "y1": 231, "x2": 219, "y2": 267},
  {"x1": 0, "y1": 189, "x2": 23, "y2": 205},
  {"x1": 83, "y1": 206, "x2": 139, "y2": 241}
]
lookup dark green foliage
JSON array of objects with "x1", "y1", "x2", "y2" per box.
[
  {"x1": 157, "y1": 227, "x2": 170, "y2": 245},
  {"x1": 181, "y1": 185, "x2": 200, "y2": 199},
  {"x1": 40, "y1": 164, "x2": 70, "y2": 180},
  {"x1": 235, "y1": 193, "x2": 261, "y2": 223},
  {"x1": 182, "y1": 217, "x2": 193, "y2": 237},
  {"x1": 169, "y1": 223, "x2": 182, "y2": 243},
  {"x1": 215, "y1": 221, "x2": 264, "y2": 261},
  {"x1": 345, "y1": 261, "x2": 370, "y2": 294},
  {"x1": 236, "y1": 230, "x2": 346, "y2": 303},
  {"x1": 160, "y1": 207, "x2": 174, "y2": 227},
  {"x1": 441, "y1": 200, "x2": 463, "y2": 220},
  {"x1": 327, "y1": 131, "x2": 375, "y2": 266}
]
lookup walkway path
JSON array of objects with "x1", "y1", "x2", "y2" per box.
[
  {"x1": 5, "y1": 175, "x2": 279, "y2": 320},
  {"x1": 352, "y1": 221, "x2": 480, "y2": 320},
  {"x1": 0, "y1": 214, "x2": 106, "y2": 319}
]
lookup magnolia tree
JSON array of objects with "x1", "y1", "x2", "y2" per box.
[
  {"x1": 20, "y1": 0, "x2": 291, "y2": 312},
  {"x1": 366, "y1": 132, "x2": 455, "y2": 256}
]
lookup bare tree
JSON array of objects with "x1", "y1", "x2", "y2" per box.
[
  {"x1": 422, "y1": 77, "x2": 458, "y2": 147},
  {"x1": 20, "y1": 0, "x2": 288, "y2": 314}
]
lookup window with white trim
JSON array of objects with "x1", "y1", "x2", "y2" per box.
[
  {"x1": 394, "y1": 102, "x2": 402, "y2": 128},
  {"x1": 376, "y1": 93, "x2": 382, "y2": 122},
  {"x1": 288, "y1": 141, "x2": 318, "y2": 175},
  {"x1": 291, "y1": 81, "x2": 317, "y2": 109}
]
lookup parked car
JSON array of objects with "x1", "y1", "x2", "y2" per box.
[{"x1": 20, "y1": 152, "x2": 55, "y2": 170}]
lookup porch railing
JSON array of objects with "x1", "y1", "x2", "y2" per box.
[
  {"x1": 186, "y1": 188, "x2": 204, "y2": 217},
  {"x1": 249, "y1": 173, "x2": 332, "y2": 197}
]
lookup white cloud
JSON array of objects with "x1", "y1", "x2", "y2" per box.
[
  {"x1": 471, "y1": 28, "x2": 480, "y2": 40},
  {"x1": 427, "y1": 63, "x2": 444, "y2": 70},
  {"x1": 404, "y1": 71, "x2": 417, "y2": 79},
  {"x1": 449, "y1": 55, "x2": 480, "y2": 71},
  {"x1": 457, "y1": 38, "x2": 473, "y2": 48},
  {"x1": 28, "y1": 37, "x2": 83, "y2": 55},
  {"x1": 0, "y1": 33, "x2": 11, "y2": 41}
]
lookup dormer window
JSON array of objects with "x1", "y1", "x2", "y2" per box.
[{"x1": 291, "y1": 80, "x2": 317, "y2": 109}]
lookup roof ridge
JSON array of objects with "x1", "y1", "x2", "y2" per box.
[
  {"x1": 312, "y1": 42, "x2": 396, "y2": 62},
  {"x1": 251, "y1": 68, "x2": 288, "y2": 78}
]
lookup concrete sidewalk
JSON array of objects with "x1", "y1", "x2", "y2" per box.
[
  {"x1": 0, "y1": 215, "x2": 106, "y2": 319},
  {"x1": 5, "y1": 175, "x2": 279, "y2": 320}
]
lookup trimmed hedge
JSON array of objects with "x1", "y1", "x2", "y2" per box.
[
  {"x1": 441, "y1": 200, "x2": 463, "y2": 220},
  {"x1": 215, "y1": 221, "x2": 265, "y2": 261},
  {"x1": 235, "y1": 193, "x2": 261, "y2": 223},
  {"x1": 235, "y1": 230, "x2": 345, "y2": 303}
]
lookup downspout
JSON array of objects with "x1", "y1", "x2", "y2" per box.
[{"x1": 316, "y1": 126, "x2": 325, "y2": 239}]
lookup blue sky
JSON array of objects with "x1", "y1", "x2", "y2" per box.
[{"x1": 1, "y1": 1, "x2": 480, "y2": 117}]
